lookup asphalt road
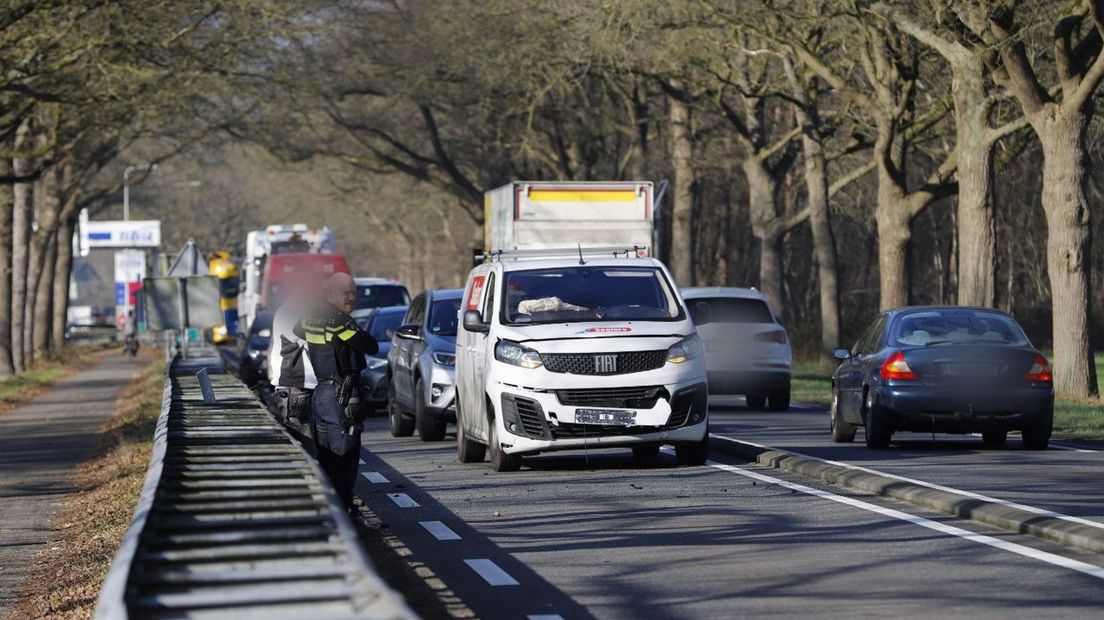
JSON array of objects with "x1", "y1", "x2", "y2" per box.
[
  {"x1": 708, "y1": 397, "x2": 1104, "y2": 524},
  {"x1": 354, "y1": 402, "x2": 1104, "y2": 619}
]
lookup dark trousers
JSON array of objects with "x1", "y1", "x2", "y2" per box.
[{"x1": 311, "y1": 383, "x2": 362, "y2": 510}]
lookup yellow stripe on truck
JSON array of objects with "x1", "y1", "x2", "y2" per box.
[{"x1": 528, "y1": 190, "x2": 637, "y2": 203}]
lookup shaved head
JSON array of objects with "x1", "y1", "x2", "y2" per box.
[{"x1": 324, "y1": 272, "x2": 357, "y2": 313}]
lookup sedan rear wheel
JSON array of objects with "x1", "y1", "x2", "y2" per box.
[
  {"x1": 768, "y1": 385, "x2": 791, "y2": 412},
  {"x1": 981, "y1": 430, "x2": 1008, "y2": 449},
  {"x1": 863, "y1": 390, "x2": 892, "y2": 449},
  {"x1": 1021, "y1": 425, "x2": 1052, "y2": 451},
  {"x1": 830, "y1": 389, "x2": 856, "y2": 443}
]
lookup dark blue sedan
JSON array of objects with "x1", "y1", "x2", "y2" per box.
[{"x1": 830, "y1": 306, "x2": 1054, "y2": 450}]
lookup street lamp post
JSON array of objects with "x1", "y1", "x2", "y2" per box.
[{"x1": 123, "y1": 163, "x2": 157, "y2": 221}]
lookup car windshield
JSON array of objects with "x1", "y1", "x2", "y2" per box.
[
  {"x1": 687, "y1": 297, "x2": 774, "y2": 325},
  {"x1": 429, "y1": 298, "x2": 461, "y2": 336},
  {"x1": 366, "y1": 311, "x2": 405, "y2": 341},
  {"x1": 503, "y1": 266, "x2": 682, "y2": 324},
  {"x1": 356, "y1": 285, "x2": 409, "y2": 310},
  {"x1": 891, "y1": 310, "x2": 1029, "y2": 347}
]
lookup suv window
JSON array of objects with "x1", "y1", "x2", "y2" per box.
[
  {"x1": 687, "y1": 297, "x2": 774, "y2": 325},
  {"x1": 405, "y1": 294, "x2": 425, "y2": 326}
]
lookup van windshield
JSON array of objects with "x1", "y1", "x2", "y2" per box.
[{"x1": 503, "y1": 266, "x2": 682, "y2": 325}]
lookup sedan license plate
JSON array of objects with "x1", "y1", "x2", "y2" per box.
[
  {"x1": 942, "y1": 363, "x2": 1001, "y2": 377},
  {"x1": 576, "y1": 408, "x2": 637, "y2": 426}
]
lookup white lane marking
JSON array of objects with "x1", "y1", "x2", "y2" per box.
[
  {"x1": 464, "y1": 558, "x2": 519, "y2": 586},
  {"x1": 528, "y1": 615, "x2": 565, "y2": 620},
  {"x1": 966, "y1": 433, "x2": 1099, "y2": 453},
  {"x1": 420, "y1": 521, "x2": 461, "y2": 541},
  {"x1": 361, "y1": 471, "x2": 390, "y2": 484},
  {"x1": 711, "y1": 433, "x2": 1104, "y2": 532},
  {"x1": 700, "y1": 457, "x2": 1104, "y2": 580},
  {"x1": 387, "y1": 493, "x2": 419, "y2": 508},
  {"x1": 359, "y1": 458, "x2": 366, "y2": 465}
]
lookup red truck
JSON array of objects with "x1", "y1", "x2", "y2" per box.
[{"x1": 261, "y1": 252, "x2": 350, "y2": 311}]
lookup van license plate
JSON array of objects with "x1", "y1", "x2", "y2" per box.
[{"x1": 576, "y1": 409, "x2": 636, "y2": 425}]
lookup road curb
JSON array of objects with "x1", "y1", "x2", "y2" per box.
[{"x1": 710, "y1": 435, "x2": 1104, "y2": 555}]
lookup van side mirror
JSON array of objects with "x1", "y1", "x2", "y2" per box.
[
  {"x1": 396, "y1": 324, "x2": 421, "y2": 340},
  {"x1": 833, "y1": 348, "x2": 852, "y2": 360},
  {"x1": 463, "y1": 309, "x2": 489, "y2": 333}
]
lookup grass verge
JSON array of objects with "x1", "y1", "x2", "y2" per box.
[
  {"x1": 10, "y1": 354, "x2": 165, "y2": 620},
  {"x1": 790, "y1": 358, "x2": 1104, "y2": 441}
]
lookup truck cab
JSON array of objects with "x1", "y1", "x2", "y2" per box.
[{"x1": 454, "y1": 247, "x2": 709, "y2": 471}]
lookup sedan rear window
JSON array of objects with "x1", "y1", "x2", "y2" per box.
[
  {"x1": 687, "y1": 297, "x2": 775, "y2": 325},
  {"x1": 891, "y1": 310, "x2": 1029, "y2": 347}
]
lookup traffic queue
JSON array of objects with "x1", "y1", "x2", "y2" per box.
[{"x1": 219, "y1": 180, "x2": 1054, "y2": 507}]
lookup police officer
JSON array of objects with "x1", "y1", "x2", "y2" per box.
[
  {"x1": 295, "y1": 273, "x2": 377, "y2": 511},
  {"x1": 269, "y1": 273, "x2": 318, "y2": 443}
]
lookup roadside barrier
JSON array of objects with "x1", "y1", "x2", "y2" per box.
[{"x1": 96, "y1": 346, "x2": 415, "y2": 619}]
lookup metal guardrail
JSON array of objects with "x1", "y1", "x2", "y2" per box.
[{"x1": 96, "y1": 347, "x2": 416, "y2": 619}]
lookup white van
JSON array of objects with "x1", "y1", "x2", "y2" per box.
[{"x1": 455, "y1": 248, "x2": 709, "y2": 471}]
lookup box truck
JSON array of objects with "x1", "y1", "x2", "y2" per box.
[{"x1": 483, "y1": 181, "x2": 656, "y2": 255}]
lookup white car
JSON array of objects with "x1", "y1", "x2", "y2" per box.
[
  {"x1": 681, "y1": 287, "x2": 792, "y2": 411},
  {"x1": 455, "y1": 249, "x2": 710, "y2": 471}
]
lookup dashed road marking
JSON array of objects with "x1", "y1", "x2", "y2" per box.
[
  {"x1": 362, "y1": 471, "x2": 390, "y2": 484},
  {"x1": 527, "y1": 615, "x2": 565, "y2": 620},
  {"x1": 359, "y1": 458, "x2": 366, "y2": 465},
  {"x1": 464, "y1": 558, "x2": 519, "y2": 586},
  {"x1": 699, "y1": 455, "x2": 1104, "y2": 580},
  {"x1": 419, "y1": 520, "x2": 461, "y2": 541},
  {"x1": 387, "y1": 492, "x2": 419, "y2": 508},
  {"x1": 711, "y1": 433, "x2": 1104, "y2": 533}
]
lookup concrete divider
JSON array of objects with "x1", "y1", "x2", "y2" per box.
[
  {"x1": 711, "y1": 434, "x2": 1104, "y2": 555},
  {"x1": 97, "y1": 347, "x2": 417, "y2": 619}
]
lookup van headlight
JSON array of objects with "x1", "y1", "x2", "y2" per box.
[
  {"x1": 667, "y1": 334, "x2": 702, "y2": 364},
  {"x1": 495, "y1": 340, "x2": 543, "y2": 369}
]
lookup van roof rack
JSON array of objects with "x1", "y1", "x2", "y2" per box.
[{"x1": 477, "y1": 246, "x2": 646, "y2": 262}]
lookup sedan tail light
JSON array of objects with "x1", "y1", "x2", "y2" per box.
[
  {"x1": 880, "y1": 351, "x2": 918, "y2": 381},
  {"x1": 1024, "y1": 354, "x2": 1053, "y2": 383},
  {"x1": 755, "y1": 330, "x2": 787, "y2": 344}
]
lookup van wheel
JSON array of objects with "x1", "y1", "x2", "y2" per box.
[
  {"x1": 456, "y1": 401, "x2": 486, "y2": 463},
  {"x1": 745, "y1": 395, "x2": 766, "y2": 410},
  {"x1": 675, "y1": 431, "x2": 709, "y2": 466},
  {"x1": 488, "y1": 416, "x2": 522, "y2": 472},
  {"x1": 830, "y1": 389, "x2": 856, "y2": 443},
  {"x1": 388, "y1": 379, "x2": 414, "y2": 437},
  {"x1": 632, "y1": 444, "x2": 661, "y2": 461},
  {"x1": 415, "y1": 379, "x2": 446, "y2": 442}
]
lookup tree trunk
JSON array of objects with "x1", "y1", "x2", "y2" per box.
[
  {"x1": 1036, "y1": 109, "x2": 1097, "y2": 397},
  {"x1": 51, "y1": 216, "x2": 75, "y2": 357},
  {"x1": 802, "y1": 132, "x2": 841, "y2": 371},
  {"x1": 668, "y1": 95, "x2": 694, "y2": 286},
  {"x1": 954, "y1": 61, "x2": 997, "y2": 308},
  {"x1": 875, "y1": 171, "x2": 911, "y2": 310},
  {"x1": 25, "y1": 168, "x2": 60, "y2": 365},
  {"x1": 743, "y1": 157, "x2": 783, "y2": 315},
  {"x1": 0, "y1": 164, "x2": 15, "y2": 379},
  {"x1": 11, "y1": 123, "x2": 33, "y2": 374},
  {"x1": 32, "y1": 229, "x2": 57, "y2": 358}
]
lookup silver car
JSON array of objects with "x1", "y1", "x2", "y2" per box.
[{"x1": 387, "y1": 288, "x2": 463, "y2": 441}]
